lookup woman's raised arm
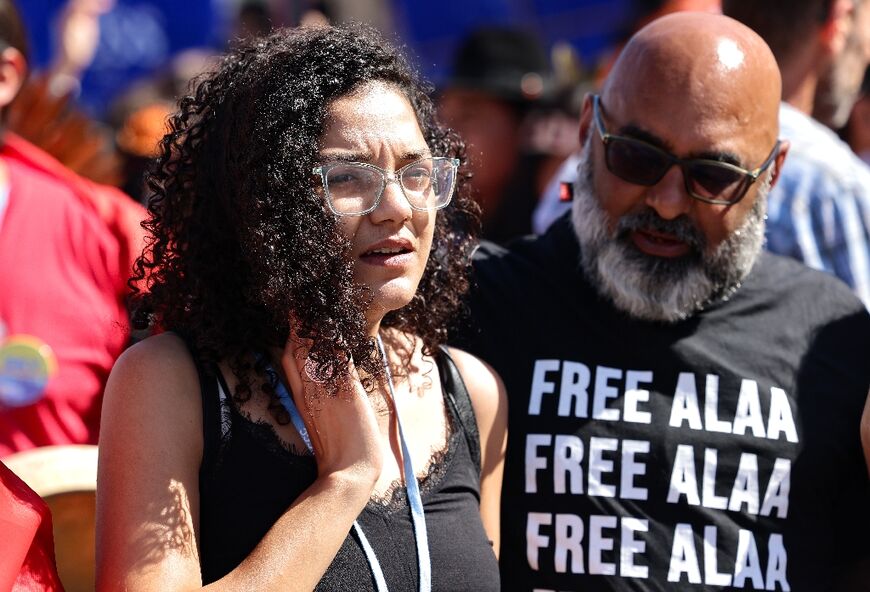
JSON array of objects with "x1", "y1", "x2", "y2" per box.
[{"x1": 95, "y1": 332, "x2": 382, "y2": 592}]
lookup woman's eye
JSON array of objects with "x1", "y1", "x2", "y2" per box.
[
  {"x1": 406, "y1": 167, "x2": 430, "y2": 178},
  {"x1": 403, "y1": 167, "x2": 432, "y2": 188},
  {"x1": 329, "y1": 171, "x2": 360, "y2": 185}
]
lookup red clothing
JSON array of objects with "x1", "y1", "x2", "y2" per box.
[
  {"x1": 0, "y1": 134, "x2": 145, "y2": 456},
  {"x1": 0, "y1": 461, "x2": 64, "y2": 591}
]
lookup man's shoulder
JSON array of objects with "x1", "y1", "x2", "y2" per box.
[
  {"x1": 749, "y1": 251, "x2": 869, "y2": 323},
  {"x1": 3, "y1": 136, "x2": 83, "y2": 202},
  {"x1": 3, "y1": 134, "x2": 146, "y2": 273},
  {"x1": 4, "y1": 153, "x2": 102, "y2": 234},
  {"x1": 3, "y1": 133, "x2": 143, "y2": 215},
  {"x1": 474, "y1": 215, "x2": 578, "y2": 283}
]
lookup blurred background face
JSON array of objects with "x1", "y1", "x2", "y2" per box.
[
  {"x1": 434, "y1": 24, "x2": 555, "y2": 242},
  {"x1": 815, "y1": 0, "x2": 870, "y2": 128},
  {"x1": 844, "y1": 67, "x2": 870, "y2": 163},
  {"x1": 438, "y1": 88, "x2": 521, "y2": 216}
]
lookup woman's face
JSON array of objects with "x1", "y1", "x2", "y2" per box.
[{"x1": 319, "y1": 81, "x2": 436, "y2": 325}]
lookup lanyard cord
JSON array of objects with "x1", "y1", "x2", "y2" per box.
[
  {"x1": 264, "y1": 335, "x2": 432, "y2": 592},
  {"x1": 376, "y1": 335, "x2": 432, "y2": 592}
]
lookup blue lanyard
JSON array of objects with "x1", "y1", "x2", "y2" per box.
[{"x1": 265, "y1": 335, "x2": 432, "y2": 592}]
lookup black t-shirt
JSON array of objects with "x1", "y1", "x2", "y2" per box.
[{"x1": 463, "y1": 215, "x2": 870, "y2": 591}]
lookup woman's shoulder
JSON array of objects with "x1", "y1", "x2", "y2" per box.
[
  {"x1": 112, "y1": 332, "x2": 198, "y2": 382},
  {"x1": 440, "y1": 346, "x2": 506, "y2": 421},
  {"x1": 440, "y1": 346, "x2": 507, "y2": 505},
  {"x1": 104, "y1": 332, "x2": 203, "y2": 433}
]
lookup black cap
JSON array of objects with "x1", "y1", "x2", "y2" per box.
[{"x1": 446, "y1": 26, "x2": 553, "y2": 104}]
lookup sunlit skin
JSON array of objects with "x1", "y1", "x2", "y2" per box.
[
  {"x1": 321, "y1": 81, "x2": 436, "y2": 331},
  {"x1": 577, "y1": 13, "x2": 790, "y2": 259}
]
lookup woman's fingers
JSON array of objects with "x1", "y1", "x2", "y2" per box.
[
  {"x1": 279, "y1": 329, "x2": 311, "y2": 414},
  {"x1": 278, "y1": 328, "x2": 383, "y2": 482}
]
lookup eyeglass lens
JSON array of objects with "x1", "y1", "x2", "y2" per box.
[
  {"x1": 325, "y1": 158, "x2": 455, "y2": 214},
  {"x1": 605, "y1": 137, "x2": 747, "y2": 203}
]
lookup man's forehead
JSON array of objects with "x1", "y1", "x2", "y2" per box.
[
  {"x1": 617, "y1": 11, "x2": 777, "y2": 69},
  {"x1": 603, "y1": 89, "x2": 774, "y2": 165},
  {"x1": 609, "y1": 33, "x2": 767, "y2": 102},
  {"x1": 602, "y1": 33, "x2": 780, "y2": 159},
  {"x1": 607, "y1": 15, "x2": 779, "y2": 109}
]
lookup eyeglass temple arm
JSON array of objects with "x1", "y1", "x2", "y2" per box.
[
  {"x1": 748, "y1": 140, "x2": 782, "y2": 179},
  {"x1": 592, "y1": 95, "x2": 609, "y2": 142}
]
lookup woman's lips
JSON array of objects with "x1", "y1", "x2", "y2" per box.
[
  {"x1": 359, "y1": 239, "x2": 415, "y2": 267},
  {"x1": 629, "y1": 228, "x2": 692, "y2": 258},
  {"x1": 359, "y1": 250, "x2": 415, "y2": 267}
]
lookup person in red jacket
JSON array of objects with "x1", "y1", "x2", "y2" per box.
[
  {"x1": 0, "y1": 0, "x2": 146, "y2": 456},
  {"x1": 0, "y1": 460, "x2": 64, "y2": 591}
]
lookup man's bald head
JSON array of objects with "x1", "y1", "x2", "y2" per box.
[
  {"x1": 604, "y1": 13, "x2": 782, "y2": 149},
  {"x1": 572, "y1": 12, "x2": 789, "y2": 322}
]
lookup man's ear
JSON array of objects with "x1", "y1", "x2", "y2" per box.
[
  {"x1": 819, "y1": 0, "x2": 855, "y2": 57},
  {"x1": 768, "y1": 139, "x2": 791, "y2": 190},
  {"x1": 578, "y1": 92, "x2": 594, "y2": 146},
  {"x1": 0, "y1": 46, "x2": 26, "y2": 110}
]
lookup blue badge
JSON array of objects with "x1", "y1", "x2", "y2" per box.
[{"x1": 0, "y1": 335, "x2": 58, "y2": 407}]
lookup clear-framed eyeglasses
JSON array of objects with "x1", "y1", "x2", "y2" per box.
[{"x1": 313, "y1": 157, "x2": 460, "y2": 217}]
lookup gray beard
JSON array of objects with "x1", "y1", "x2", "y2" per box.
[{"x1": 571, "y1": 140, "x2": 771, "y2": 323}]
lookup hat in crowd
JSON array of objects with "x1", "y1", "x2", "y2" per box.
[{"x1": 446, "y1": 26, "x2": 554, "y2": 104}]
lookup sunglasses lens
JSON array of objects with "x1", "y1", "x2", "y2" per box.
[
  {"x1": 605, "y1": 137, "x2": 671, "y2": 185},
  {"x1": 687, "y1": 163, "x2": 745, "y2": 203}
]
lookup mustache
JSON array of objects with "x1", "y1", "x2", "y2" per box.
[{"x1": 615, "y1": 208, "x2": 706, "y2": 253}]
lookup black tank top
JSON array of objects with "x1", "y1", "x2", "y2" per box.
[{"x1": 193, "y1": 348, "x2": 500, "y2": 591}]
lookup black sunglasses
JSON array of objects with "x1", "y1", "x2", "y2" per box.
[{"x1": 592, "y1": 95, "x2": 780, "y2": 205}]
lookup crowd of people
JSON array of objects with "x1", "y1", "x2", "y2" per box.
[{"x1": 1, "y1": 0, "x2": 870, "y2": 591}]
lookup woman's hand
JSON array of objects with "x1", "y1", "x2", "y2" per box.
[
  {"x1": 279, "y1": 333, "x2": 383, "y2": 490},
  {"x1": 97, "y1": 333, "x2": 387, "y2": 592}
]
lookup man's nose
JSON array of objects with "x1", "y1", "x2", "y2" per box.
[{"x1": 643, "y1": 165, "x2": 693, "y2": 220}]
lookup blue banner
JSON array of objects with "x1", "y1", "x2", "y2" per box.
[{"x1": 18, "y1": 0, "x2": 221, "y2": 115}]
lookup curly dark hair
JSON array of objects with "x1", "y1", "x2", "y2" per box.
[{"x1": 131, "y1": 24, "x2": 479, "y2": 405}]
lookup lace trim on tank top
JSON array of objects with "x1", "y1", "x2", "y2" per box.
[
  {"x1": 216, "y1": 376, "x2": 313, "y2": 462},
  {"x1": 367, "y1": 416, "x2": 458, "y2": 514},
  {"x1": 213, "y1": 374, "x2": 458, "y2": 507}
]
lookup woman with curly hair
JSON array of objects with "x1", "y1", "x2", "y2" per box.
[{"x1": 95, "y1": 24, "x2": 506, "y2": 592}]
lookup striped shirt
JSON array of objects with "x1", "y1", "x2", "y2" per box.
[{"x1": 767, "y1": 102, "x2": 870, "y2": 307}]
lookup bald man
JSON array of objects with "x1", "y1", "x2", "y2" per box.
[{"x1": 461, "y1": 13, "x2": 870, "y2": 591}]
